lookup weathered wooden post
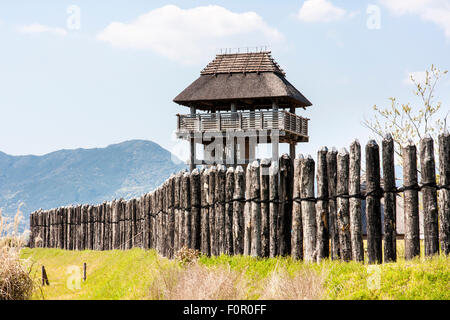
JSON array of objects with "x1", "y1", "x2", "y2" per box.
[
  {"x1": 48, "y1": 209, "x2": 53, "y2": 248},
  {"x1": 173, "y1": 173, "x2": 181, "y2": 252},
  {"x1": 438, "y1": 131, "x2": 450, "y2": 255},
  {"x1": 301, "y1": 155, "x2": 316, "y2": 262},
  {"x1": 160, "y1": 188, "x2": 164, "y2": 253},
  {"x1": 119, "y1": 200, "x2": 125, "y2": 250},
  {"x1": 279, "y1": 154, "x2": 293, "y2": 256},
  {"x1": 57, "y1": 209, "x2": 61, "y2": 249},
  {"x1": 337, "y1": 149, "x2": 351, "y2": 262},
  {"x1": 269, "y1": 161, "x2": 279, "y2": 258},
  {"x1": 291, "y1": 155, "x2": 303, "y2": 260},
  {"x1": 95, "y1": 204, "x2": 101, "y2": 250},
  {"x1": 420, "y1": 135, "x2": 439, "y2": 257},
  {"x1": 250, "y1": 160, "x2": 261, "y2": 257},
  {"x1": 191, "y1": 169, "x2": 201, "y2": 251},
  {"x1": 349, "y1": 140, "x2": 364, "y2": 262},
  {"x1": 42, "y1": 210, "x2": 46, "y2": 248},
  {"x1": 112, "y1": 200, "x2": 119, "y2": 250},
  {"x1": 131, "y1": 199, "x2": 137, "y2": 249},
  {"x1": 150, "y1": 193, "x2": 156, "y2": 250},
  {"x1": 146, "y1": 193, "x2": 152, "y2": 250},
  {"x1": 260, "y1": 159, "x2": 270, "y2": 258},
  {"x1": 126, "y1": 201, "x2": 133, "y2": 250},
  {"x1": 105, "y1": 202, "x2": 111, "y2": 250},
  {"x1": 41, "y1": 266, "x2": 49, "y2": 286},
  {"x1": 83, "y1": 263, "x2": 87, "y2": 282},
  {"x1": 48, "y1": 210, "x2": 53, "y2": 248},
  {"x1": 162, "y1": 185, "x2": 167, "y2": 255},
  {"x1": 99, "y1": 204, "x2": 104, "y2": 251},
  {"x1": 168, "y1": 177, "x2": 175, "y2": 257},
  {"x1": 209, "y1": 167, "x2": 217, "y2": 255},
  {"x1": 81, "y1": 205, "x2": 87, "y2": 250},
  {"x1": 49, "y1": 210, "x2": 52, "y2": 248},
  {"x1": 382, "y1": 134, "x2": 397, "y2": 262},
  {"x1": 59, "y1": 208, "x2": 65, "y2": 250},
  {"x1": 233, "y1": 166, "x2": 245, "y2": 255},
  {"x1": 67, "y1": 206, "x2": 73, "y2": 250},
  {"x1": 201, "y1": 168, "x2": 210, "y2": 255},
  {"x1": 216, "y1": 165, "x2": 226, "y2": 254},
  {"x1": 327, "y1": 148, "x2": 340, "y2": 260},
  {"x1": 136, "y1": 198, "x2": 141, "y2": 249},
  {"x1": 93, "y1": 204, "x2": 98, "y2": 251},
  {"x1": 244, "y1": 164, "x2": 252, "y2": 256},
  {"x1": 225, "y1": 167, "x2": 235, "y2": 255},
  {"x1": 183, "y1": 171, "x2": 191, "y2": 249},
  {"x1": 366, "y1": 140, "x2": 382, "y2": 264},
  {"x1": 316, "y1": 147, "x2": 329, "y2": 261},
  {"x1": 88, "y1": 205, "x2": 94, "y2": 250},
  {"x1": 29, "y1": 212, "x2": 34, "y2": 248}
]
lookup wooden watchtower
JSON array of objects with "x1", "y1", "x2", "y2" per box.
[{"x1": 174, "y1": 51, "x2": 312, "y2": 171}]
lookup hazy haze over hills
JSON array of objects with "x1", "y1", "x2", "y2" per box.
[{"x1": 0, "y1": 140, "x2": 186, "y2": 230}]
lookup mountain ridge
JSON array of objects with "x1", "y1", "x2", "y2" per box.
[{"x1": 0, "y1": 140, "x2": 186, "y2": 230}]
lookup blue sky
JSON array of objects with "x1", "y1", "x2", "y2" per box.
[{"x1": 0, "y1": 0, "x2": 449, "y2": 161}]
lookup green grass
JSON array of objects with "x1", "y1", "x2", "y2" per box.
[
  {"x1": 20, "y1": 248, "x2": 178, "y2": 300},
  {"x1": 20, "y1": 245, "x2": 449, "y2": 300}
]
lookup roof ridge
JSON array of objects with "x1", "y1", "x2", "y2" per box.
[{"x1": 200, "y1": 51, "x2": 285, "y2": 76}]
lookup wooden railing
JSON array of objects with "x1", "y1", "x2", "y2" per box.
[{"x1": 176, "y1": 110, "x2": 309, "y2": 137}]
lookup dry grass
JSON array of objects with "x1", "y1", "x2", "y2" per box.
[
  {"x1": 0, "y1": 207, "x2": 35, "y2": 300},
  {"x1": 259, "y1": 265, "x2": 325, "y2": 300},
  {"x1": 148, "y1": 262, "x2": 249, "y2": 300},
  {"x1": 148, "y1": 250, "x2": 326, "y2": 300}
]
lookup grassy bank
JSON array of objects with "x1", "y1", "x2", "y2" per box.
[{"x1": 20, "y1": 247, "x2": 449, "y2": 300}]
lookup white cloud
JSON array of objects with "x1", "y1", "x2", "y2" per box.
[
  {"x1": 380, "y1": 0, "x2": 450, "y2": 38},
  {"x1": 298, "y1": 0, "x2": 348, "y2": 22},
  {"x1": 17, "y1": 23, "x2": 67, "y2": 36},
  {"x1": 97, "y1": 5, "x2": 283, "y2": 64},
  {"x1": 404, "y1": 71, "x2": 427, "y2": 85}
]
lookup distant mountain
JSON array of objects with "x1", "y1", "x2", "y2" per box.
[{"x1": 0, "y1": 140, "x2": 186, "y2": 230}]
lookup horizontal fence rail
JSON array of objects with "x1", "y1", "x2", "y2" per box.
[
  {"x1": 176, "y1": 110, "x2": 309, "y2": 138},
  {"x1": 29, "y1": 133, "x2": 450, "y2": 263}
]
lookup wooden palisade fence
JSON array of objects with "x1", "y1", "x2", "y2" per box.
[{"x1": 29, "y1": 133, "x2": 450, "y2": 263}]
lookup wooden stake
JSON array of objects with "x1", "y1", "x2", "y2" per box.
[
  {"x1": 327, "y1": 148, "x2": 340, "y2": 260},
  {"x1": 438, "y1": 132, "x2": 450, "y2": 255},
  {"x1": 233, "y1": 166, "x2": 245, "y2": 255},
  {"x1": 244, "y1": 164, "x2": 252, "y2": 255},
  {"x1": 260, "y1": 159, "x2": 270, "y2": 258},
  {"x1": 291, "y1": 155, "x2": 303, "y2": 260},
  {"x1": 191, "y1": 169, "x2": 201, "y2": 251},
  {"x1": 216, "y1": 165, "x2": 226, "y2": 254},
  {"x1": 250, "y1": 160, "x2": 261, "y2": 257},
  {"x1": 225, "y1": 167, "x2": 235, "y2": 255},
  {"x1": 208, "y1": 166, "x2": 217, "y2": 255},
  {"x1": 301, "y1": 155, "x2": 316, "y2": 262},
  {"x1": 420, "y1": 135, "x2": 439, "y2": 256},
  {"x1": 269, "y1": 162, "x2": 279, "y2": 258},
  {"x1": 366, "y1": 140, "x2": 382, "y2": 264},
  {"x1": 41, "y1": 266, "x2": 49, "y2": 286},
  {"x1": 200, "y1": 168, "x2": 211, "y2": 256},
  {"x1": 349, "y1": 140, "x2": 364, "y2": 262},
  {"x1": 316, "y1": 147, "x2": 329, "y2": 261},
  {"x1": 382, "y1": 134, "x2": 397, "y2": 262},
  {"x1": 337, "y1": 148, "x2": 352, "y2": 262},
  {"x1": 279, "y1": 154, "x2": 293, "y2": 256}
]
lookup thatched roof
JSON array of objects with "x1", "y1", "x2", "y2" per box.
[{"x1": 173, "y1": 52, "x2": 312, "y2": 111}]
